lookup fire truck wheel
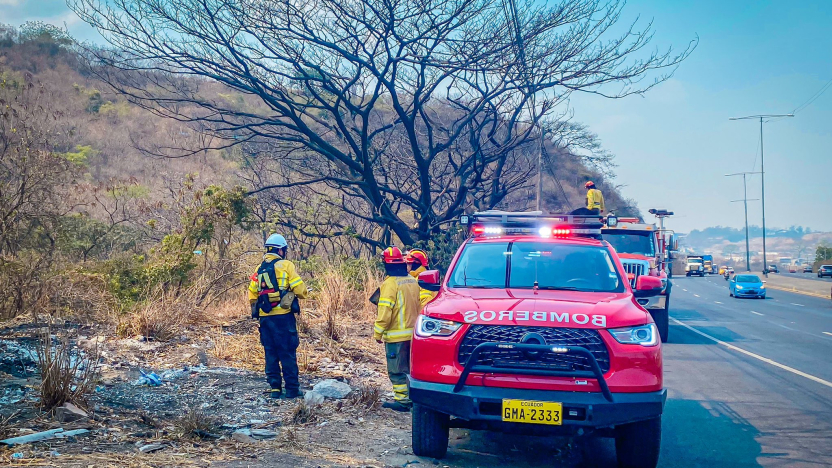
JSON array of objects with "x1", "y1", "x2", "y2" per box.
[
  {"x1": 412, "y1": 404, "x2": 449, "y2": 458},
  {"x1": 654, "y1": 309, "x2": 669, "y2": 343},
  {"x1": 615, "y1": 416, "x2": 662, "y2": 468}
]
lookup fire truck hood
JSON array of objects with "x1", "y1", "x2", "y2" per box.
[{"x1": 423, "y1": 288, "x2": 651, "y2": 329}]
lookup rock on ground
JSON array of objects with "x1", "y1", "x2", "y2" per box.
[
  {"x1": 312, "y1": 379, "x2": 351, "y2": 399},
  {"x1": 55, "y1": 402, "x2": 88, "y2": 423},
  {"x1": 303, "y1": 390, "x2": 325, "y2": 406}
]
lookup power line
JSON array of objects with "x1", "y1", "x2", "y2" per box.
[{"x1": 792, "y1": 77, "x2": 832, "y2": 114}]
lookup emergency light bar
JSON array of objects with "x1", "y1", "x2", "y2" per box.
[{"x1": 461, "y1": 211, "x2": 604, "y2": 239}]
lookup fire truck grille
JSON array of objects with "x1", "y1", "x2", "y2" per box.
[
  {"x1": 620, "y1": 260, "x2": 648, "y2": 287},
  {"x1": 457, "y1": 325, "x2": 610, "y2": 374}
]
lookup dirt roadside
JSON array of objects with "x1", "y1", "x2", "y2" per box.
[{"x1": 0, "y1": 309, "x2": 584, "y2": 468}]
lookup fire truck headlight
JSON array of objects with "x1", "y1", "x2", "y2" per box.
[
  {"x1": 416, "y1": 315, "x2": 462, "y2": 337},
  {"x1": 609, "y1": 324, "x2": 659, "y2": 346}
]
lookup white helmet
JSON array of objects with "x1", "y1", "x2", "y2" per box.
[{"x1": 265, "y1": 233, "x2": 288, "y2": 249}]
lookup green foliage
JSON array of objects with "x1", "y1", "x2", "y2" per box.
[
  {"x1": 297, "y1": 255, "x2": 381, "y2": 292},
  {"x1": 815, "y1": 244, "x2": 832, "y2": 263},
  {"x1": 62, "y1": 145, "x2": 97, "y2": 166},
  {"x1": 18, "y1": 21, "x2": 73, "y2": 47},
  {"x1": 98, "y1": 100, "x2": 131, "y2": 118},
  {"x1": 97, "y1": 254, "x2": 149, "y2": 305},
  {"x1": 410, "y1": 227, "x2": 466, "y2": 273},
  {"x1": 54, "y1": 214, "x2": 138, "y2": 261},
  {"x1": 108, "y1": 183, "x2": 150, "y2": 199}
]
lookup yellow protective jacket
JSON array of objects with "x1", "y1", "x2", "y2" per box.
[
  {"x1": 248, "y1": 253, "x2": 308, "y2": 317},
  {"x1": 587, "y1": 188, "x2": 605, "y2": 212},
  {"x1": 409, "y1": 266, "x2": 437, "y2": 307},
  {"x1": 373, "y1": 275, "x2": 420, "y2": 343}
]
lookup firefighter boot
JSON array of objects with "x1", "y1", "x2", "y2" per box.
[{"x1": 382, "y1": 400, "x2": 412, "y2": 412}]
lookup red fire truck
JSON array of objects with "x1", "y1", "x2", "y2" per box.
[{"x1": 601, "y1": 217, "x2": 673, "y2": 343}]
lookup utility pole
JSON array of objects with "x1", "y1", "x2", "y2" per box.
[
  {"x1": 536, "y1": 127, "x2": 544, "y2": 211},
  {"x1": 729, "y1": 114, "x2": 794, "y2": 276},
  {"x1": 726, "y1": 172, "x2": 761, "y2": 272}
]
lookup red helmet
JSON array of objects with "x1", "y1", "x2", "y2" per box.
[
  {"x1": 585, "y1": 181, "x2": 595, "y2": 188},
  {"x1": 407, "y1": 249, "x2": 429, "y2": 268},
  {"x1": 383, "y1": 246, "x2": 405, "y2": 264}
]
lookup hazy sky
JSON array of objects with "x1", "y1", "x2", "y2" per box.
[{"x1": 2, "y1": 0, "x2": 831, "y2": 233}]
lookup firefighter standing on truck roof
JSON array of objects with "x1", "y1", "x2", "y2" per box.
[
  {"x1": 374, "y1": 247, "x2": 420, "y2": 412},
  {"x1": 407, "y1": 249, "x2": 437, "y2": 307},
  {"x1": 248, "y1": 233, "x2": 308, "y2": 400}
]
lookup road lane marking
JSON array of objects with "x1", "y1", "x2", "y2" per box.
[
  {"x1": 824, "y1": 332, "x2": 832, "y2": 337},
  {"x1": 670, "y1": 318, "x2": 832, "y2": 389},
  {"x1": 694, "y1": 294, "x2": 700, "y2": 297},
  {"x1": 790, "y1": 303, "x2": 805, "y2": 307},
  {"x1": 714, "y1": 301, "x2": 723, "y2": 304},
  {"x1": 751, "y1": 311, "x2": 764, "y2": 316},
  {"x1": 682, "y1": 289, "x2": 688, "y2": 292}
]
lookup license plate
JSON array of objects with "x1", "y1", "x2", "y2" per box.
[{"x1": 501, "y1": 399, "x2": 562, "y2": 425}]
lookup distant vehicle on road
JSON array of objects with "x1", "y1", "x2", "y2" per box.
[
  {"x1": 703, "y1": 255, "x2": 715, "y2": 274},
  {"x1": 788, "y1": 265, "x2": 797, "y2": 273},
  {"x1": 729, "y1": 274, "x2": 766, "y2": 299},
  {"x1": 819, "y1": 265, "x2": 832, "y2": 278},
  {"x1": 767, "y1": 264, "x2": 779, "y2": 274},
  {"x1": 803, "y1": 265, "x2": 813, "y2": 273},
  {"x1": 723, "y1": 267, "x2": 735, "y2": 280},
  {"x1": 686, "y1": 256, "x2": 705, "y2": 277}
]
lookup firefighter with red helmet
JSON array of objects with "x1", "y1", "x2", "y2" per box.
[
  {"x1": 584, "y1": 181, "x2": 605, "y2": 214},
  {"x1": 407, "y1": 249, "x2": 437, "y2": 306},
  {"x1": 374, "y1": 246, "x2": 420, "y2": 412}
]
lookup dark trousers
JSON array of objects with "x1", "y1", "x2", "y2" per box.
[
  {"x1": 259, "y1": 313, "x2": 300, "y2": 392},
  {"x1": 571, "y1": 207, "x2": 601, "y2": 215},
  {"x1": 385, "y1": 340, "x2": 411, "y2": 404}
]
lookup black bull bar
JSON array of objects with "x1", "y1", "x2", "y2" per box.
[{"x1": 453, "y1": 342, "x2": 614, "y2": 403}]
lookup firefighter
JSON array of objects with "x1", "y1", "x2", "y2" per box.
[
  {"x1": 374, "y1": 247, "x2": 420, "y2": 412},
  {"x1": 584, "y1": 181, "x2": 605, "y2": 214},
  {"x1": 571, "y1": 181, "x2": 605, "y2": 215},
  {"x1": 248, "y1": 233, "x2": 308, "y2": 399},
  {"x1": 407, "y1": 249, "x2": 437, "y2": 306}
]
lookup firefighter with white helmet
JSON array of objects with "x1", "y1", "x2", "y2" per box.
[
  {"x1": 374, "y1": 246, "x2": 420, "y2": 412},
  {"x1": 247, "y1": 233, "x2": 308, "y2": 399}
]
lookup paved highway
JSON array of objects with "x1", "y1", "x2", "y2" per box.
[
  {"x1": 437, "y1": 275, "x2": 832, "y2": 467},
  {"x1": 658, "y1": 275, "x2": 832, "y2": 467},
  {"x1": 779, "y1": 271, "x2": 832, "y2": 283}
]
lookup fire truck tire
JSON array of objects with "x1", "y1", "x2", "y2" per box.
[
  {"x1": 654, "y1": 309, "x2": 669, "y2": 343},
  {"x1": 412, "y1": 404, "x2": 449, "y2": 459},
  {"x1": 615, "y1": 416, "x2": 662, "y2": 468}
]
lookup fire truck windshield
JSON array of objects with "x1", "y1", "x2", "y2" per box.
[
  {"x1": 602, "y1": 231, "x2": 656, "y2": 257},
  {"x1": 448, "y1": 241, "x2": 624, "y2": 292}
]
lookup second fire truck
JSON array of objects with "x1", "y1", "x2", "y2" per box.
[{"x1": 601, "y1": 217, "x2": 673, "y2": 342}]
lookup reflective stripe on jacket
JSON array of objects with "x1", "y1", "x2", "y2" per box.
[
  {"x1": 587, "y1": 188, "x2": 605, "y2": 212},
  {"x1": 373, "y1": 275, "x2": 420, "y2": 343},
  {"x1": 248, "y1": 253, "x2": 308, "y2": 316},
  {"x1": 419, "y1": 289, "x2": 437, "y2": 307}
]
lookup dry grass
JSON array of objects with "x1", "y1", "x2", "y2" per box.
[
  {"x1": 210, "y1": 329, "x2": 264, "y2": 371},
  {"x1": 174, "y1": 406, "x2": 221, "y2": 439},
  {"x1": 358, "y1": 264, "x2": 384, "y2": 321},
  {"x1": 348, "y1": 383, "x2": 381, "y2": 410},
  {"x1": 316, "y1": 267, "x2": 347, "y2": 341},
  {"x1": 117, "y1": 291, "x2": 184, "y2": 341},
  {"x1": 36, "y1": 326, "x2": 100, "y2": 410},
  {"x1": 281, "y1": 427, "x2": 303, "y2": 450},
  {"x1": 290, "y1": 402, "x2": 319, "y2": 425},
  {"x1": 297, "y1": 341, "x2": 319, "y2": 373},
  {"x1": 0, "y1": 410, "x2": 21, "y2": 439}
]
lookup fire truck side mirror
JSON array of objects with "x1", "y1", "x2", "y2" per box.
[
  {"x1": 669, "y1": 235, "x2": 679, "y2": 252},
  {"x1": 418, "y1": 270, "x2": 441, "y2": 292}
]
